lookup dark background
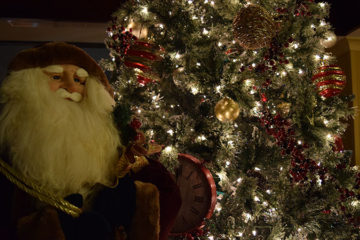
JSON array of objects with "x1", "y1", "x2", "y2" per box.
[{"x1": 1, "y1": 0, "x2": 358, "y2": 35}]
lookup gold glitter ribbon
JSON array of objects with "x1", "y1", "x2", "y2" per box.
[{"x1": 312, "y1": 75, "x2": 346, "y2": 85}]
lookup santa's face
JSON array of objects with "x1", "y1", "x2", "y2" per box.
[
  {"x1": 0, "y1": 67, "x2": 120, "y2": 197},
  {"x1": 43, "y1": 64, "x2": 88, "y2": 102}
]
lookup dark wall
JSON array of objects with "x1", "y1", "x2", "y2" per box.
[{"x1": 0, "y1": 42, "x2": 109, "y2": 81}]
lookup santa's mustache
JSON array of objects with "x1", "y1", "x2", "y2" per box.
[{"x1": 56, "y1": 88, "x2": 82, "y2": 102}]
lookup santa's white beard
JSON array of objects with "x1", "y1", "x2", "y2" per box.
[{"x1": 0, "y1": 68, "x2": 121, "y2": 197}]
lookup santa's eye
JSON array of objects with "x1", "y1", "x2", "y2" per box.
[
  {"x1": 74, "y1": 76, "x2": 86, "y2": 85},
  {"x1": 52, "y1": 75, "x2": 61, "y2": 80}
]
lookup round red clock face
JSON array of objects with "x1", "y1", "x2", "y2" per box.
[{"x1": 170, "y1": 154, "x2": 217, "y2": 235}]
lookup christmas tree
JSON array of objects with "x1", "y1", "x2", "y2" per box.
[{"x1": 102, "y1": 0, "x2": 360, "y2": 239}]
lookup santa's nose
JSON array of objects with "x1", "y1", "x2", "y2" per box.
[{"x1": 61, "y1": 74, "x2": 78, "y2": 93}]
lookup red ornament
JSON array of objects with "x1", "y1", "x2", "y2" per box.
[
  {"x1": 333, "y1": 136, "x2": 344, "y2": 152},
  {"x1": 312, "y1": 65, "x2": 346, "y2": 98},
  {"x1": 124, "y1": 40, "x2": 164, "y2": 85}
]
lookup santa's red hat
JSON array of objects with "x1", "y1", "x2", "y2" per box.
[{"x1": 7, "y1": 42, "x2": 113, "y2": 95}]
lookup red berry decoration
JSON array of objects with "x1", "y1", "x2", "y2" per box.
[
  {"x1": 130, "y1": 118, "x2": 142, "y2": 129},
  {"x1": 311, "y1": 65, "x2": 346, "y2": 98}
]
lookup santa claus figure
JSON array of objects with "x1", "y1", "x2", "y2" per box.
[{"x1": 0, "y1": 42, "x2": 181, "y2": 240}]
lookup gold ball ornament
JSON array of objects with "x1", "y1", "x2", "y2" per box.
[
  {"x1": 233, "y1": 4, "x2": 276, "y2": 50},
  {"x1": 214, "y1": 97, "x2": 240, "y2": 122},
  {"x1": 320, "y1": 31, "x2": 337, "y2": 48}
]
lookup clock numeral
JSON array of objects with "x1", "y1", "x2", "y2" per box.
[
  {"x1": 190, "y1": 207, "x2": 200, "y2": 215},
  {"x1": 186, "y1": 171, "x2": 194, "y2": 180},
  {"x1": 194, "y1": 196, "x2": 204, "y2": 203},
  {"x1": 192, "y1": 183, "x2": 202, "y2": 189}
]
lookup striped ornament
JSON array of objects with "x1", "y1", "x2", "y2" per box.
[
  {"x1": 124, "y1": 40, "x2": 163, "y2": 85},
  {"x1": 311, "y1": 65, "x2": 346, "y2": 98}
]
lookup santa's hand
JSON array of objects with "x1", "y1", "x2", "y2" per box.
[{"x1": 17, "y1": 207, "x2": 65, "y2": 240}]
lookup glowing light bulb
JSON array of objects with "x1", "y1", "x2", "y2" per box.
[
  {"x1": 191, "y1": 87, "x2": 199, "y2": 95},
  {"x1": 351, "y1": 200, "x2": 360, "y2": 207},
  {"x1": 326, "y1": 133, "x2": 333, "y2": 140},
  {"x1": 244, "y1": 79, "x2": 254, "y2": 86},
  {"x1": 203, "y1": 28, "x2": 209, "y2": 35},
  {"x1": 252, "y1": 230, "x2": 257, "y2": 236},
  {"x1": 237, "y1": 177, "x2": 243, "y2": 183},
  {"x1": 164, "y1": 146, "x2": 173, "y2": 153},
  {"x1": 254, "y1": 196, "x2": 260, "y2": 202},
  {"x1": 167, "y1": 129, "x2": 174, "y2": 136},
  {"x1": 216, "y1": 205, "x2": 222, "y2": 212},
  {"x1": 314, "y1": 55, "x2": 321, "y2": 61},
  {"x1": 215, "y1": 85, "x2": 221, "y2": 93},
  {"x1": 141, "y1": 6, "x2": 149, "y2": 14},
  {"x1": 319, "y1": 2, "x2": 326, "y2": 8}
]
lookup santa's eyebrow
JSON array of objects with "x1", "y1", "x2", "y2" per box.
[
  {"x1": 76, "y1": 68, "x2": 89, "y2": 78},
  {"x1": 42, "y1": 65, "x2": 63, "y2": 73}
]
